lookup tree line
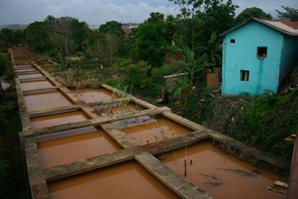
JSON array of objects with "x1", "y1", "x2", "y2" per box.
[{"x1": 0, "y1": 3, "x2": 297, "y2": 71}]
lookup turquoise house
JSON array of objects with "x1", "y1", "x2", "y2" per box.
[{"x1": 221, "y1": 18, "x2": 298, "y2": 95}]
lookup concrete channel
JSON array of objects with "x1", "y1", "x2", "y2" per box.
[{"x1": 10, "y1": 47, "x2": 289, "y2": 199}]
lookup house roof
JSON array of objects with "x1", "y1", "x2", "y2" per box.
[
  {"x1": 221, "y1": 18, "x2": 298, "y2": 37},
  {"x1": 122, "y1": 27, "x2": 132, "y2": 35}
]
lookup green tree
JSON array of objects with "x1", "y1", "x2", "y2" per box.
[
  {"x1": 71, "y1": 19, "x2": 90, "y2": 51},
  {"x1": 202, "y1": 31, "x2": 221, "y2": 69},
  {"x1": 236, "y1": 7, "x2": 272, "y2": 24},
  {"x1": 170, "y1": 0, "x2": 238, "y2": 52},
  {"x1": 276, "y1": 6, "x2": 298, "y2": 21},
  {"x1": 25, "y1": 21, "x2": 53, "y2": 51},
  {"x1": 98, "y1": 21, "x2": 124, "y2": 36},
  {"x1": 132, "y1": 12, "x2": 167, "y2": 75}
]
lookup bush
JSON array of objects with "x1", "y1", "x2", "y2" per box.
[
  {"x1": 0, "y1": 52, "x2": 9, "y2": 76},
  {"x1": 240, "y1": 91, "x2": 298, "y2": 159}
]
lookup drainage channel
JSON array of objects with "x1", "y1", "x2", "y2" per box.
[{"x1": 11, "y1": 47, "x2": 288, "y2": 199}]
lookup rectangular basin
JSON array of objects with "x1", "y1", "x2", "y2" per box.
[
  {"x1": 24, "y1": 91, "x2": 72, "y2": 112},
  {"x1": 37, "y1": 126, "x2": 120, "y2": 168},
  {"x1": 18, "y1": 73, "x2": 44, "y2": 79},
  {"x1": 31, "y1": 111, "x2": 89, "y2": 129},
  {"x1": 96, "y1": 102, "x2": 144, "y2": 116},
  {"x1": 16, "y1": 68, "x2": 37, "y2": 73},
  {"x1": 48, "y1": 161, "x2": 179, "y2": 199},
  {"x1": 115, "y1": 116, "x2": 191, "y2": 145},
  {"x1": 72, "y1": 89, "x2": 116, "y2": 103},
  {"x1": 159, "y1": 141, "x2": 286, "y2": 199},
  {"x1": 21, "y1": 80, "x2": 54, "y2": 91}
]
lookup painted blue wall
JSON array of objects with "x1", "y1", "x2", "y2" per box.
[
  {"x1": 279, "y1": 36, "x2": 298, "y2": 83},
  {"x1": 222, "y1": 21, "x2": 284, "y2": 95}
]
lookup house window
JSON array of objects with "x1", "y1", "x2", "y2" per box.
[
  {"x1": 230, "y1": 39, "x2": 235, "y2": 43},
  {"x1": 257, "y1": 47, "x2": 267, "y2": 58},
  {"x1": 240, "y1": 70, "x2": 249, "y2": 81}
]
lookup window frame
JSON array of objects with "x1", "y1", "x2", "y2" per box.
[
  {"x1": 240, "y1": 70, "x2": 249, "y2": 82},
  {"x1": 257, "y1": 46, "x2": 268, "y2": 59}
]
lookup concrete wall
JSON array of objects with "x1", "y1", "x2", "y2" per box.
[
  {"x1": 279, "y1": 35, "x2": 298, "y2": 84},
  {"x1": 222, "y1": 21, "x2": 283, "y2": 95}
]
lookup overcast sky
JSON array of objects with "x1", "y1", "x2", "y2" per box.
[{"x1": 0, "y1": 0, "x2": 297, "y2": 25}]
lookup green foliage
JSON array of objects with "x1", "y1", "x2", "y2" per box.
[
  {"x1": 235, "y1": 7, "x2": 272, "y2": 24},
  {"x1": 25, "y1": 21, "x2": 53, "y2": 51},
  {"x1": 170, "y1": 0, "x2": 238, "y2": 51},
  {"x1": 131, "y1": 13, "x2": 168, "y2": 71},
  {"x1": 276, "y1": 6, "x2": 298, "y2": 21},
  {"x1": 115, "y1": 60, "x2": 180, "y2": 97},
  {"x1": 0, "y1": 52, "x2": 9, "y2": 76},
  {"x1": 0, "y1": 96, "x2": 28, "y2": 199},
  {"x1": 240, "y1": 91, "x2": 298, "y2": 159},
  {"x1": 123, "y1": 61, "x2": 158, "y2": 95},
  {"x1": 0, "y1": 28, "x2": 24, "y2": 45},
  {"x1": 175, "y1": 48, "x2": 207, "y2": 86},
  {"x1": 183, "y1": 93, "x2": 200, "y2": 122},
  {"x1": 99, "y1": 21, "x2": 124, "y2": 36}
]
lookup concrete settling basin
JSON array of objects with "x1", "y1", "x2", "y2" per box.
[
  {"x1": 158, "y1": 141, "x2": 286, "y2": 199},
  {"x1": 21, "y1": 80, "x2": 54, "y2": 91},
  {"x1": 48, "y1": 161, "x2": 179, "y2": 199},
  {"x1": 24, "y1": 91, "x2": 73, "y2": 112},
  {"x1": 36, "y1": 126, "x2": 120, "y2": 168},
  {"x1": 18, "y1": 73, "x2": 44, "y2": 80},
  {"x1": 113, "y1": 115, "x2": 192, "y2": 145},
  {"x1": 31, "y1": 111, "x2": 89, "y2": 129},
  {"x1": 95, "y1": 102, "x2": 144, "y2": 116},
  {"x1": 71, "y1": 89, "x2": 117, "y2": 103}
]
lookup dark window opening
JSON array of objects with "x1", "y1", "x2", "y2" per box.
[
  {"x1": 230, "y1": 39, "x2": 235, "y2": 43},
  {"x1": 257, "y1": 47, "x2": 267, "y2": 58},
  {"x1": 240, "y1": 70, "x2": 249, "y2": 81}
]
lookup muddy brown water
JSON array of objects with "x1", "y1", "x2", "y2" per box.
[
  {"x1": 31, "y1": 111, "x2": 89, "y2": 129},
  {"x1": 159, "y1": 142, "x2": 286, "y2": 199},
  {"x1": 49, "y1": 161, "x2": 179, "y2": 199},
  {"x1": 121, "y1": 117, "x2": 191, "y2": 145},
  {"x1": 24, "y1": 91, "x2": 72, "y2": 112},
  {"x1": 37, "y1": 126, "x2": 120, "y2": 168},
  {"x1": 18, "y1": 73, "x2": 44, "y2": 79},
  {"x1": 21, "y1": 80, "x2": 54, "y2": 91},
  {"x1": 72, "y1": 89, "x2": 116, "y2": 103}
]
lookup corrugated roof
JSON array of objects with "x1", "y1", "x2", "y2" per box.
[{"x1": 221, "y1": 18, "x2": 298, "y2": 37}]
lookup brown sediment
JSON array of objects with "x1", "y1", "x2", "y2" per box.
[
  {"x1": 48, "y1": 161, "x2": 179, "y2": 199},
  {"x1": 24, "y1": 91, "x2": 72, "y2": 112},
  {"x1": 31, "y1": 111, "x2": 89, "y2": 129},
  {"x1": 72, "y1": 89, "x2": 116, "y2": 103},
  {"x1": 98, "y1": 103, "x2": 143, "y2": 116},
  {"x1": 121, "y1": 117, "x2": 191, "y2": 145},
  {"x1": 159, "y1": 142, "x2": 286, "y2": 199},
  {"x1": 21, "y1": 81, "x2": 54, "y2": 91},
  {"x1": 18, "y1": 73, "x2": 44, "y2": 79},
  {"x1": 37, "y1": 126, "x2": 120, "y2": 168}
]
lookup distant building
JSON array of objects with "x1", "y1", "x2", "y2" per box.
[
  {"x1": 88, "y1": 25, "x2": 100, "y2": 31},
  {"x1": 121, "y1": 23, "x2": 139, "y2": 35},
  {"x1": 221, "y1": 18, "x2": 298, "y2": 95}
]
